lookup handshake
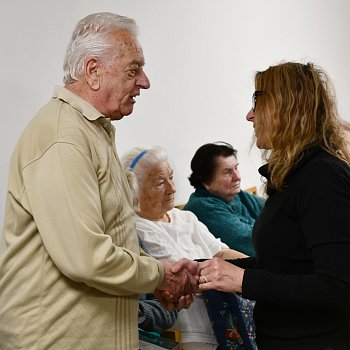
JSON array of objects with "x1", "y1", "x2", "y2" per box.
[
  {"x1": 154, "y1": 258, "x2": 200, "y2": 311},
  {"x1": 153, "y1": 257, "x2": 245, "y2": 311}
]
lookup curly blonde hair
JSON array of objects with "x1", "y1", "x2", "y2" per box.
[{"x1": 254, "y1": 62, "x2": 350, "y2": 192}]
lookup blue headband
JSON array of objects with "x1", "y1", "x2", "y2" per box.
[{"x1": 129, "y1": 150, "x2": 148, "y2": 170}]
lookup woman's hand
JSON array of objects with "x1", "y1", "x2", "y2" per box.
[
  {"x1": 215, "y1": 248, "x2": 248, "y2": 260},
  {"x1": 198, "y1": 257, "x2": 244, "y2": 293}
]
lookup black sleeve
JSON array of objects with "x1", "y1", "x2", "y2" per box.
[
  {"x1": 226, "y1": 256, "x2": 256, "y2": 269},
  {"x1": 196, "y1": 257, "x2": 256, "y2": 269}
]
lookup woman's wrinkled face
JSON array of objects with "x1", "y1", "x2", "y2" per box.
[
  {"x1": 203, "y1": 155, "x2": 241, "y2": 202},
  {"x1": 139, "y1": 162, "x2": 176, "y2": 219}
]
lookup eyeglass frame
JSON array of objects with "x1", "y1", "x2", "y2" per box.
[{"x1": 252, "y1": 91, "x2": 263, "y2": 112}]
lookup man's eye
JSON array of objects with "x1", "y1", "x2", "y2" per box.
[{"x1": 128, "y1": 70, "x2": 136, "y2": 77}]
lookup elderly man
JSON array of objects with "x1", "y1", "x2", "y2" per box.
[{"x1": 0, "y1": 12, "x2": 197, "y2": 350}]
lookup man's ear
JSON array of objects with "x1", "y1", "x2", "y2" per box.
[{"x1": 85, "y1": 57, "x2": 100, "y2": 90}]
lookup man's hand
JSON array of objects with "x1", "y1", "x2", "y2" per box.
[
  {"x1": 154, "y1": 258, "x2": 200, "y2": 311},
  {"x1": 153, "y1": 290, "x2": 194, "y2": 312},
  {"x1": 171, "y1": 258, "x2": 200, "y2": 278}
]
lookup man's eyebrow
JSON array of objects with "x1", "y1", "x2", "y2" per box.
[
  {"x1": 128, "y1": 60, "x2": 144, "y2": 69},
  {"x1": 134, "y1": 55, "x2": 145, "y2": 65}
]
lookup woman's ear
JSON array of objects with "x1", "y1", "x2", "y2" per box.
[{"x1": 202, "y1": 182, "x2": 210, "y2": 191}]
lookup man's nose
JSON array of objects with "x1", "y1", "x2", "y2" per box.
[{"x1": 137, "y1": 70, "x2": 150, "y2": 89}]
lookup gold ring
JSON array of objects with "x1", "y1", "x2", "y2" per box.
[{"x1": 203, "y1": 275, "x2": 208, "y2": 283}]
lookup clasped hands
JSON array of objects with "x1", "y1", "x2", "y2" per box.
[
  {"x1": 154, "y1": 258, "x2": 200, "y2": 311},
  {"x1": 155, "y1": 257, "x2": 244, "y2": 311}
]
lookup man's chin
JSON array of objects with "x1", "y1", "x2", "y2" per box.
[
  {"x1": 120, "y1": 108, "x2": 134, "y2": 118},
  {"x1": 112, "y1": 109, "x2": 133, "y2": 121}
]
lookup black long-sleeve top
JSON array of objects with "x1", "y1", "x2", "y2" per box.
[{"x1": 235, "y1": 146, "x2": 350, "y2": 350}]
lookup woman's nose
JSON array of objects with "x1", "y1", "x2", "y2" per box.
[
  {"x1": 232, "y1": 170, "x2": 241, "y2": 181},
  {"x1": 167, "y1": 180, "x2": 176, "y2": 193},
  {"x1": 246, "y1": 108, "x2": 255, "y2": 122}
]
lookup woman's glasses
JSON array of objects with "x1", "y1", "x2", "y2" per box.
[{"x1": 252, "y1": 91, "x2": 263, "y2": 112}]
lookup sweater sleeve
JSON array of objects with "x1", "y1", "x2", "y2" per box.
[
  {"x1": 138, "y1": 294, "x2": 178, "y2": 333},
  {"x1": 228, "y1": 256, "x2": 256, "y2": 269},
  {"x1": 22, "y1": 143, "x2": 163, "y2": 296}
]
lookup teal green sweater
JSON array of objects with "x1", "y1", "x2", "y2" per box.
[{"x1": 184, "y1": 188, "x2": 264, "y2": 256}]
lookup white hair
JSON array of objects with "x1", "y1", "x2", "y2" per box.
[
  {"x1": 63, "y1": 12, "x2": 138, "y2": 85},
  {"x1": 120, "y1": 146, "x2": 169, "y2": 210}
]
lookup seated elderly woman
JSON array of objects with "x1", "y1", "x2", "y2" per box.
[
  {"x1": 184, "y1": 142, "x2": 265, "y2": 256},
  {"x1": 121, "y1": 145, "x2": 249, "y2": 350}
]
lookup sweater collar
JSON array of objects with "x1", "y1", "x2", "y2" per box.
[
  {"x1": 53, "y1": 86, "x2": 115, "y2": 134},
  {"x1": 258, "y1": 145, "x2": 324, "y2": 195},
  {"x1": 53, "y1": 86, "x2": 109, "y2": 122}
]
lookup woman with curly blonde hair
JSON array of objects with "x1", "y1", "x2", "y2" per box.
[
  {"x1": 195, "y1": 62, "x2": 350, "y2": 349},
  {"x1": 251, "y1": 62, "x2": 349, "y2": 190}
]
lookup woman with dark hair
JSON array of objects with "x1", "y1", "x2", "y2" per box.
[
  {"x1": 196, "y1": 62, "x2": 350, "y2": 349},
  {"x1": 184, "y1": 142, "x2": 264, "y2": 256}
]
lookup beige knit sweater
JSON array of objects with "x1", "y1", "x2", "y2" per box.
[{"x1": 0, "y1": 87, "x2": 164, "y2": 349}]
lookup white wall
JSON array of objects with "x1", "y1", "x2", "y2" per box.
[{"x1": 1, "y1": 0, "x2": 350, "y2": 226}]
